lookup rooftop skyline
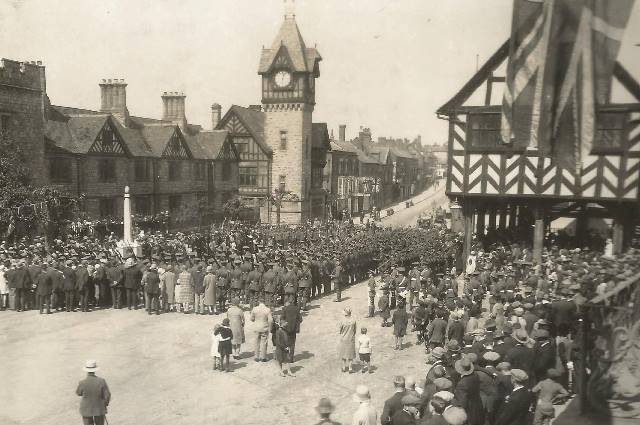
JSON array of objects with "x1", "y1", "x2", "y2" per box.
[{"x1": 2, "y1": 0, "x2": 639, "y2": 144}]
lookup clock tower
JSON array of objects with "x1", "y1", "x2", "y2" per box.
[{"x1": 258, "y1": 5, "x2": 322, "y2": 223}]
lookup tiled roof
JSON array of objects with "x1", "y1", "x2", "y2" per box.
[
  {"x1": 226, "y1": 105, "x2": 272, "y2": 155},
  {"x1": 368, "y1": 146, "x2": 390, "y2": 164},
  {"x1": 191, "y1": 130, "x2": 230, "y2": 160},
  {"x1": 312, "y1": 123, "x2": 331, "y2": 150},
  {"x1": 140, "y1": 126, "x2": 178, "y2": 157},
  {"x1": 330, "y1": 140, "x2": 358, "y2": 154},
  {"x1": 258, "y1": 17, "x2": 321, "y2": 74}
]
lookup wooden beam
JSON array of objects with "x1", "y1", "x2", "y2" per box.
[
  {"x1": 485, "y1": 72, "x2": 493, "y2": 106},
  {"x1": 614, "y1": 62, "x2": 640, "y2": 102},
  {"x1": 533, "y1": 204, "x2": 545, "y2": 264}
]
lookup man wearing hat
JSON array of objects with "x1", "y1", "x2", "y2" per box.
[
  {"x1": 352, "y1": 385, "x2": 378, "y2": 425},
  {"x1": 314, "y1": 397, "x2": 339, "y2": 425},
  {"x1": 297, "y1": 260, "x2": 312, "y2": 310},
  {"x1": 11, "y1": 260, "x2": 32, "y2": 312},
  {"x1": 505, "y1": 329, "x2": 534, "y2": 378},
  {"x1": 331, "y1": 257, "x2": 344, "y2": 303},
  {"x1": 144, "y1": 263, "x2": 161, "y2": 315},
  {"x1": 35, "y1": 262, "x2": 53, "y2": 314},
  {"x1": 391, "y1": 393, "x2": 422, "y2": 425},
  {"x1": 453, "y1": 356, "x2": 485, "y2": 425},
  {"x1": 76, "y1": 360, "x2": 111, "y2": 425},
  {"x1": 495, "y1": 369, "x2": 532, "y2": 425},
  {"x1": 76, "y1": 260, "x2": 91, "y2": 312}
]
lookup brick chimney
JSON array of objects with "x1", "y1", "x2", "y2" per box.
[
  {"x1": 161, "y1": 91, "x2": 187, "y2": 128},
  {"x1": 211, "y1": 103, "x2": 222, "y2": 130},
  {"x1": 100, "y1": 79, "x2": 130, "y2": 126},
  {"x1": 339, "y1": 124, "x2": 346, "y2": 143}
]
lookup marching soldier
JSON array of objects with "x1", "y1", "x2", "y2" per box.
[
  {"x1": 331, "y1": 257, "x2": 343, "y2": 303},
  {"x1": 240, "y1": 251, "x2": 253, "y2": 304},
  {"x1": 408, "y1": 263, "x2": 421, "y2": 308}
]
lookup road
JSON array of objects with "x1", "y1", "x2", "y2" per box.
[
  {"x1": 0, "y1": 281, "x2": 429, "y2": 425},
  {"x1": 383, "y1": 183, "x2": 449, "y2": 228}
]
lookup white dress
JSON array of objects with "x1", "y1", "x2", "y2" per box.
[
  {"x1": 211, "y1": 332, "x2": 221, "y2": 358},
  {"x1": 0, "y1": 266, "x2": 7, "y2": 295}
]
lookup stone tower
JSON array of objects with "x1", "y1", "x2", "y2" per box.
[{"x1": 258, "y1": 8, "x2": 322, "y2": 223}]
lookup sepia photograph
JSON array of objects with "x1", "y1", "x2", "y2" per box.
[{"x1": 0, "y1": 0, "x2": 639, "y2": 424}]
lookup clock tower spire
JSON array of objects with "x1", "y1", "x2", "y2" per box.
[{"x1": 257, "y1": 6, "x2": 322, "y2": 223}]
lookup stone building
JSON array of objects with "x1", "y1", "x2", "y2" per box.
[
  {"x1": 0, "y1": 59, "x2": 239, "y2": 224},
  {"x1": 217, "y1": 12, "x2": 330, "y2": 223}
]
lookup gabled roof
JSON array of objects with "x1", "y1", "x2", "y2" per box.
[
  {"x1": 330, "y1": 140, "x2": 358, "y2": 155},
  {"x1": 187, "y1": 130, "x2": 236, "y2": 160},
  {"x1": 368, "y1": 146, "x2": 390, "y2": 165},
  {"x1": 258, "y1": 17, "x2": 321, "y2": 75},
  {"x1": 312, "y1": 123, "x2": 331, "y2": 150},
  {"x1": 141, "y1": 126, "x2": 181, "y2": 157},
  {"x1": 220, "y1": 105, "x2": 272, "y2": 155}
]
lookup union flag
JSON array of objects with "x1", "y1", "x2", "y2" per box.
[{"x1": 501, "y1": 0, "x2": 635, "y2": 172}]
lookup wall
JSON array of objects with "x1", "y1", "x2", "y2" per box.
[{"x1": 0, "y1": 59, "x2": 46, "y2": 185}]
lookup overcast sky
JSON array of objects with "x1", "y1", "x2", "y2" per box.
[{"x1": 1, "y1": 0, "x2": 639, "y2": 144}]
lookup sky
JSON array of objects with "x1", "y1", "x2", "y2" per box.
[{"x1": 1, "y1": 0, "x2": 639, "y2": 144}]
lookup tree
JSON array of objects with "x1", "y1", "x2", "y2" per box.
[
  {"x1": 266, "y1": 187, "x2": 299, "y2": 225},
  {"x1": 222, "y1": 196, "x2": 250, "y2": 221},
  {"x1": 0, "y1": 132, "x2": 76, "y2": 247}
]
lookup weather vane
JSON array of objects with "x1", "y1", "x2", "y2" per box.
[{"x1": 284, "y1": 0, "x2": 296, "y2": 19}]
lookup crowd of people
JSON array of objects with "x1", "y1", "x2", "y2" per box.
[{"x1": 2, "y1": 213, "x2": 636, "y2": 425}]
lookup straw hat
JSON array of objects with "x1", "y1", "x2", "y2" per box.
[
  {"x1": 513, "y1": 329, "x2": 529, "y2": 344},
  {"x1": 454, "y1": 357, "x2": 475, "y2": 377},
  {"x1": 353, "y1": 385, "x2": 371, "y2": 403},
  {"x1": 83, "y1": 359, "x2": 98, "y2": 372}
]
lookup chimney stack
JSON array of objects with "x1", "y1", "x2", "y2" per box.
[
  {"x1": 100, "y1": 78, "x2": 130, "y2": 126},
  {"x1": 161, "y1": 91, "x2": 187, "y2": 128},
  {"x1": 211, "y1": 103, "x2": 222, "y2": 130},
  {"x1": 339, "y1": 124, "x2": 346, "y2": 143}
]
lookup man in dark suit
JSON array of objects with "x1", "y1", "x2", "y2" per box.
[
  {"x1": 532, "y1": 329, "x2": 556, "y2": 383},
  {"x1": 281, "y1": 300, "x2": 302, "y2": 362},
  {"x1": 75, "y1": 261, "x2": 91, "y2": 312},
  {"x1": 35, "y1": 262, "x2": 53, "y2": 314},
  {"x1": 12, "y1": 260, "x2": 32, "y2": 312},
  {"x1": 381, "y1": 375, "x2": 406, "y2": 425},
  {"x1": 495, "y1": 369, "x2": 532, "y2": 425},
  {"x1": 76, "y1": 360, "x2": 111, "y2": 425},
  {"x1": 505, "y1": 329, "x2": 535, "y2": 377},
  {"x1": 123, "y1": 258, "x2": 141, "y2": 310}
]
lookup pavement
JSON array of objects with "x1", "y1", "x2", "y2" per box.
[
  {"x1": 0, "y1": 281, "x2": 429, "y2": 425},
  {"x1": 382, "y1": 184, "x2": 448, "y2": 228}
]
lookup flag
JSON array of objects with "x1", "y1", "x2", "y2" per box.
[
  {"x1": 501, "y1": 0, "x2": 635, "y2": 172},
  {"x1": 501, "y1": 0, "x2": 555, "y2": 151},
  {"x1": 551, "y1": 0, "x2": 635, "y2": 171}
]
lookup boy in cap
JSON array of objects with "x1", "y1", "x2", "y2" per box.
[
  {"x1": 531, "y1": 369, "x2": 569, "y2": 425},
  {"x1": 495, "y1": 369, "x2": 532, "y2": 425}
]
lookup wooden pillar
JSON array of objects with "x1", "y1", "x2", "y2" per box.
[
  {"x1": 488, "y1": 207, "x2": 497, "y2": 229},
  {"x1": 509, "y1": 204, "x2": 518, "y2": 228},
  {"x1": 612, "y1": 208, "x2": 626, "y2": 255},
  {"x1": 533, "y1": 204, "x2": 545, "y2": 264},
  {"x1": 476, "y1": 206, "x2": 486, "y2": 236},
  {"x1": 498, "y1": 205, "x2": 507, "y2": 229},
  {"x1": 463, "y1": 201, "x2": 474, "y2": 263}
]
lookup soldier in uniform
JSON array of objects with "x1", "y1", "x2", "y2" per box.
[
  {"x1": 310, "y1": 255, "x2": 322, "y2": 299},
  {"x1": 240, "y1": 251, "x2": 253, "y2": 304},
  {"x1": 408, "y1": 263, "x2": 421, "y2": 308},
  {"x1": 322, "y1": 256, "x2": 334, "y2": 295},
  {"x1": 331, "y1": 257, "x2": 343, "y2": 303},
  {"x1": 229, "y1": 258, "x2": 243, "y2": 303},
  {"x1": 282, "y1": 260, "x2": 298, "y2": 305},
  {"x1": 262, "y1": 262, "x2": 278, "y2": 308},
  {"x1": 297, "y1": 259, "x2": 312, "y2": 310},
  {"x1": 246, "y1": 261, "x2": 262, "y2": 309},
  {"x1": 215, "y1": 257, "x2": 230, "y2": 313},
  {"x1": 367, "y1": 271, "x2": 376, "y2": 317}
]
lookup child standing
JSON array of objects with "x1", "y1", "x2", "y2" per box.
[
  {"x1": 215, "y1": 318, "x2": 233, "y2": 372},
  {"x1": 357, "y1": 327, "x2": 373, "y2": 373},
  {"x1": 211, "y1": 324, "x2": 222, "y2": 371}
]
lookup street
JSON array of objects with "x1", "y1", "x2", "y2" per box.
[
  {"x1": 0, "y1": 281, "x2": 428, "y2": 425},
  {"x1": 383, "y1": 183, "x2": 448, "y2": 228}
]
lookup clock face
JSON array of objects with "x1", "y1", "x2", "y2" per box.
[{"x1": 274, "y1": 71, "x2": 291, "y2": 88}]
